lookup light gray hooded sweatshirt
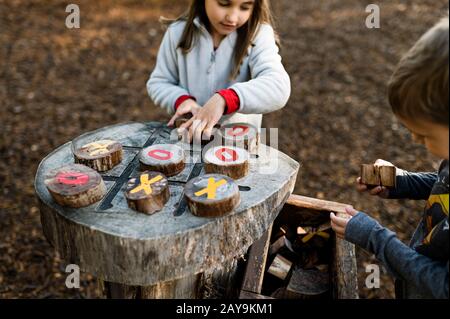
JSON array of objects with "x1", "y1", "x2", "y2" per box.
[{"x1": 147, "y1": 17, "x2": 291, "y2": 129}]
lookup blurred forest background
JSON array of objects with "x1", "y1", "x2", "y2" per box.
[{"x1": 0, "y1": 0, "x2": 448, "y2": 298}]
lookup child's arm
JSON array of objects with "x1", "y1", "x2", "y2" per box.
[
  {"x1": 332, "y1": 208, "x2": 449, "y2": 299},
  {"x1": 230, "y1": 24, "x2": 291, "y2": 114},
  {"x1": 147, "y1": 25, "x2": 192, "y2": 115},
  {"x1": 388, "y1": 170, "x2": 438, "y2": 200},
  {"x1": 358, "y1": 159, "x2": 438, "y2": 200}
]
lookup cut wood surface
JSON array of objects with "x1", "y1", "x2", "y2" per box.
[
  {"x1": 287, "y1": 194, "x2": 349, "y2": 215},
  {"x1": 125, "y1": 171, "x2": 170, "y2": 215},
  {"x1": 360, "y1": 164, "x2": 396, "y2": 187},
  {"x1": 74, "y1": 139, "x2": 123, "y2": 172},
  {"x1": 203, "y1": 146, "x2": 249, "y2": 180},
  {"x1": 139, "y1": 143, "x2": 185, "y2": 177},
  {"x1": 267, "y1": 254, "x2": 292, "y2": 280},
  {"x1": 218, "y1": 122, "x2": 259, "y2": 154},
  {"x1": 286, "y1": 267, "x2": 329, "y2": 296},
  {"x1": 44, "y1": 164, "x2": 106, "y2": 208},
  {"x1": 184, "y1": 174, "x2": 240, "y2": 217},
  {"x1": 35, "y1": 122, "x2": 299, "y2": 291}
]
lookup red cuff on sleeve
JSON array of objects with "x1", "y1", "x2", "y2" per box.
[
  {"x1": 217, "y1": 89, "x2": 240, "y2": 115},
  {"x1": 174, "y1": 95, "x2": 196, "y2": 111}
]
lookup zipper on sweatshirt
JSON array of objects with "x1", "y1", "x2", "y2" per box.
[{"x1": 207, "y1": 51, "x2": 216, "y2": 74}]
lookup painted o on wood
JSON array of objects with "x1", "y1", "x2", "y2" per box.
[
  {"x1": 44, "y1": 164, "x2": 106, "y2": 208},
  {"x1": 74, "y1": 139, "x2": 123, "y2": 172},
  {"x1": 219, "y1": 122, "x2": 259, "y2": 154},
  {"x1": 203, "y1": 146, "x2": 249, "y2": 179},
  {"x1": 125, "y1": 171, "x2": 170, "y2": 215},
  {"x1": 139, "y1": 144, "x2": 185, "y2": 177},
  {"x1": 184, "y1": 174, "x2": 240, "y2": 217}
]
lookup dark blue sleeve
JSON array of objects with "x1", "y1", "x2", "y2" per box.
[
  {"x1": 345, "y1": 212, "x2": 449, "y2": 299},
  {"x1": 388, "y1": 171, "x2": 438, "y2": 200}
]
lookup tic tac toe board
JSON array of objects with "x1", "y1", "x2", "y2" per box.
[{"x1": 35, "y1": 122, "x2": 299, "y2": 286}]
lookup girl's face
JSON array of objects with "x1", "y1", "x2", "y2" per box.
[{"x1": 205, "y1": 0, "x2": 255, "y2": 37}]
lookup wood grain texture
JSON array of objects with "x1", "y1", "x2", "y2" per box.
[
  {"x1": 125, "y1": 171, "x2": 170, "y2": 215},
  {"x1": 74, "y1": 139, "x2": 123, "y2": 172},
  {"x1": 35, "y1": 122, "x2": 299, "y2": 291},
  {"x1": 44, "y1": 164, "x2": 106, "y2": 208},
  {"x1": 140, "y1": 144, "x2": 185, "y2": 177},
  {"x1": 184, "y1": 174, "x2": 240, "y2": 217},
  {"x1": 203, "y1": 146, "x2": 249, "y2": 180},
  {"x1": 218, "y1": 122, "x2": 259, "y2": 154}
]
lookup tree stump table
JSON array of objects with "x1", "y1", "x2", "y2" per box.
[{"x1": 35, "y1": 122, "x2": 299, "y2": 299}]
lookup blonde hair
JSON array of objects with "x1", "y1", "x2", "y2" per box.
[
  {"x1": 388, "y1": 16, "x2": 449, "y2": 125},
  {"x1": 161, "y1": 0, "x2": 279, "y2": 80}
]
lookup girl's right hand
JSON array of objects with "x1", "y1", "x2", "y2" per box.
[
  {"x1": 356, "y1": 159, "x2": 396, "y2": 199},
  {"x1": 167, "y1": 99, "x2": 201, "y2": 127}
]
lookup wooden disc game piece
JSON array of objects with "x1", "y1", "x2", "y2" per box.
[
  {"x1": 360, "y1": 164, "x2": 396, "y2": 187},
  {"x1": 125, "y1": 171, "x2": 170, "y2": 215},
  {"x1": 267, "y1": 254, "x2": 293, "y2": 281},
  {"x1": 74, "y1": 139, "x2": 123, "y2": 172},
  {"x1": 218, "y1": 122, "x2": 259, "y2": 154},
  {"x1": 44, "y1": 164, "x2": 106, "y2": 208},
  {"x1": 139, "y1": 144, "x2": 185, "y2": 177},
  {"x1": 184, "y1": 174, "x2": 240, "y2": 217},
  {"x1": 203, "y1": 146, "x2": 249, "y2": 180}
]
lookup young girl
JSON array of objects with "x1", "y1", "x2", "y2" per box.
[{"x1": 147, "y1": 0, "x2": 291, "y2": 143}]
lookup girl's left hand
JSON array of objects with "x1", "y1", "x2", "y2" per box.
[
  {"x1": 179, "y1": 94, "x2": 226, "y2": 143},
  {"x1": 330, "y1": 206, "x2": 359, "y2": 239}
]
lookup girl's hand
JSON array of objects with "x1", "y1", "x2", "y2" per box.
[
  {"x1": 179, "y1": 94, "x2": 226, "y2": 143},
  {"x1": 356, "y1": 159, "x2": 395, "y2": 199},
  {"x1": 167, "y1": 99, "x2": 201, "y2": 127},
  {"x1": 330, "y1": 206, "x2": 358, "y2": 239}
]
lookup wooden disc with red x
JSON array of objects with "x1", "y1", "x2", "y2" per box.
[
  {"x1": 184, "y1": 174, "x2": 240, "y2": 218},
  {"x1": 218, "y1": 122, "x2": 259, "y2": 154},
  {"x1": 139, "y1": 144, "x2": 185, "y2": 177},
  {"x1": 74, "y1": 139, "x2": 123, "y2": 172},
  {"x1": 124, "y1": 171, "x2": 170, "y2": 215},
  {"x1": 44, "y1": 164, "x2": 106, "y2": 208},
  {"x1": 203, "y1": 146, "x2": 249, "y2": 180}
]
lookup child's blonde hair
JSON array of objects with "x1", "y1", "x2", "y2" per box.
[
  {"x1": 162, "y1": 0, "x2": 278, "y2": 80},
  {"x1": 388, "y1": 16, "x2": 449, "y2": 126}
]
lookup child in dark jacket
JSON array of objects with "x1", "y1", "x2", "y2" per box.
[{"x1": 331, "y1": 16, "x2": 449, "y2": 299}]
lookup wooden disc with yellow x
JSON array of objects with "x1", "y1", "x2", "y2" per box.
[
  {"x1": 125, "y1": 171, "x2": 170, "y2": 215},
  {"x1": 184, "y1": 174, "x2": 240, "y2": 217},
  {"x1": 74, "y1": 139, "x2": 123, "y2": 172}
]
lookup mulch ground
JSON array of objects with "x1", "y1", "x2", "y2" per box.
[{"x1": 0, "y1": 0, "x2": 448, "y2": 298}]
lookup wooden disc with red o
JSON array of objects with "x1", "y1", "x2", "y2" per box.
[
  {"x1": 74, "y1": 139, "x2": 123, "y2": 172},
  {"x1": 44, "y1": 164, "x2": 106, "y2": 208},
  {"x1": 218, "y1": 122, "x2": 259, "y2": 154},
  {"x1": 203, "y1": 146, "x2": 249, "y2": 180},
  {"x1": 139, "y1": 144, "x2": 185, "y2": 177},
  {"x1": 184, "y1": 174, "x2": 240, "y2": 218},
  {"x1": 125, "y1": 171, "x2": 170, "y2": 215}
]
